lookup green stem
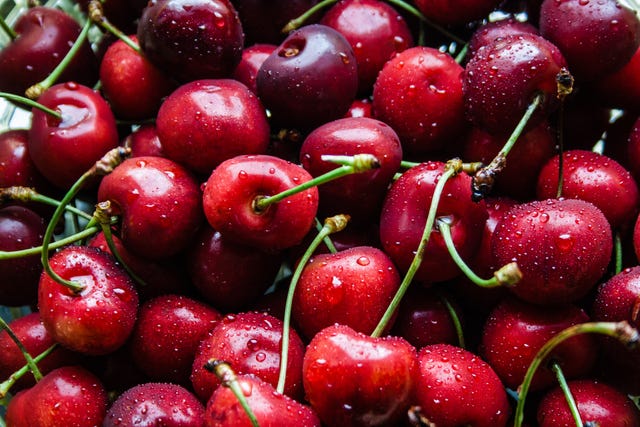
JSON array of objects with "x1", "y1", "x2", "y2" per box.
[
  {"x1": 0, "y1": 317, "x2": 43, "y2": 383},
  {"x1": 614, "y1": 232, "x2": 623, "y2": 275},
  {"x1": 88, "y1": 0, "x2": 141, "y2": 53},
  {"x1": 281, "y1": 0, "x2": 338, "y2": 33},
  {"x1": 277, "y1": 215, "x2": 350, "y2": 394},
  {"x1": 315, "y1": 217, "x2": 338, "y2": 254},
  {"x1": 371, "y1": 159, "x2": 461, "y2": 338},
  {"x1": 0, "y1": 187, "x2": 92, "y2": 221},
  {"x1": 556, "y1": 103, "x2": 565, "y2": 199},
  {"x1": 0, "y1": 226, "x2": 101, "y2": 260},
  {"x1": 0, "y1": 344, "x2": 57, "y2": 398},
  {"x1": 400, "y1": 160, "x2": 420, "y2": 169},
  {"x1": 514, "y1": 321, "x2": 639, "y2": 427},
  {"x1": 205, "y1": 360, "x2": 260, "y2": 427},
  {"x1": 551, "y1": 362, "x2": 583, "y2": 427},
  {"x1": 384, "y1": 0, "x2": 466, "y2": 45},
  {"x1": 26, "y1": 18, "x2": 92, "y2": 99},
  {"x1": 0, "y1": 14, "x2": 18, "y2": 40},
  {"x1": 437, "y1": 217, "x2": 522, "y2": 288},
  {"x1": 0, "y1": 92, "x2": 62, "y2": 118},
  {"x1": 253, "y1": 154, "x2": 379, "y2": 211},
  {"x1": 455, "y1": 43, "x2": 469, "y2": 64},
  {"x1": 438, "y1": 293, "x2": 465, "y2": 349}
]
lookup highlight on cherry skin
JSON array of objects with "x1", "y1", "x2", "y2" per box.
[{"x1": 2, "y1": 0, "x2": 640, "y2": 426}]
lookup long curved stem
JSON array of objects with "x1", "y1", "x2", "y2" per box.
[
  {"x1": 0, "y1": 92, "x2": 62, "y2": 118},
  {"x1": 281, "y1": 0, "x2": 338, "y2": 33},
  {"x1": 0, "y1": 344, "x2": 57, "y2": 398},
  {"x1": 0, "y1": 187, "x2": 92, "y2": 221},
  {"x1": 204, "y1": 360, "x2": 260, "y2": 427},
  {"x1": 0, "y1": 317, "x2": 43, "y2": 383},
  {"x1": 551, "y1": 362, "x2": 583, "y2": 427},
  {"x1": 0, "y1": 226, "x2": 101, "y2": 260}
]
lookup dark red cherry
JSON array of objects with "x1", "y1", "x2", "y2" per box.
[
  {"x1": 0, "y1": 129, "x2": 49, "y2": 191},
  {"x1": 468, "y1": 17, "x2": 539, "y2": 57},
  {"x1": 593, "y1": 46, "x2": 640, "y2": 111},
  {"x1": 137, "y1": 0, "x2": 244, "y2": 82},
  {"x1": 414, "y1": 0, "x2": 503, "y2": 26},
  {"x1": 256, "y1": 24, "x2": 358, "y2": 131},
  {"x1": 232, "y1": 43, "x2": 277, "y2": 94}
]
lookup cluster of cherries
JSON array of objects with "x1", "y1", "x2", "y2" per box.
[{"x1": 1, "y1": 0, "x2": 640, "y2": 425}]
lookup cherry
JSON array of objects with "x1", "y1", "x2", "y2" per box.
[
  {"x1": 536, "y1": 149, "x2": 640, "y2": 230},
  {"x1": 5, "y1": 365, "x2": 108, "y2": 427},
  {"x1": 137, "y1": 0, "x2": 244, "y2": 82},
  {"x1": 0, "y1": 129, "x2": 49, "y2": 191},
  {"x1": 463, "y1": 32, "x2": 567, "y2": 136},
  {"x1": 299, "y1": 116, "x2": 402, "y2": 221},
  {"x1": 121, "y1": 124, "x2": 166, "y2": 158},
  {"x1": 379, "y1": 161, "x2": 488, "y2": 284},
  {"x1": 414, "y1": 343, "x2": 511, "y2": 427},
  {"x1": 97, "y1": 156, "x2": 204, "y2": 261},
  {"x1": 480, "y1": 296, "x2": 597, "y2": 392},
  {"x1": 232, "y1": 43, "x2": 277, "y2": 94},
  {"x1": 0, "y1": 205, "x2": 45, "y2": 307},
  {"x1": 204, "y1": 370, "x2": 321, "y2": 426},
  {"x1": 0, "y1": 312, "x2": 78, "y2": 393},
  {"x1": 186, "y1": 224, "x2": 284, "y2": 312},
  {"x1": 129, "y1": 294, "x2": 221, "y2": 386},
  {"x1": 537, "y1": 379, "x2": 640, "y2": 426},
  {"x1": 319, "y1": 0, "x2": 414, "y2": 95},
  {"x1": 256, "y1": 24, "x2": 358, "y2": 131},
  {"x1": 156, "y1": 79, "x2": 271, "y2": 175},
  {"x1": 372, "y1": 46, "x2": 465, "y2": 157},
  {"x1": 0, "y1": 6, "x2": 98, "y2": 95},
  {"x1": 38, "y1": 245, "x2": 139, "y2": 355},
  {"x1": 28, "y1": 82, "x2": 120, "y2": 189},
  {"x1": 103, "y1": 382, "x2": 206, "y2": 427},
  {"x1": 491, "y1": 198, "x2": 613, "y2": 305},
  {"x1": 302, "y1": 323, "x2": 418, "y2": 426},
  {"x1": 414, "y1": 0, "x2": 502, "y2": 26},
  {"x1": 593, "y1": 45, "x2": 640, "y2": 111},
  {"x1": 539, "y1": 0, "x2": 640, "y2": 82},
  {"x1": 98, "y1": 34, "x2": 175, "y2": 121},
  {"x1": 468, "y1": 17, "x2": 539, "y2": 57},
  {"x1": 292, "y1": 245, "x2": 401, "y2": 339},
  {"x1": 344, "y1": 97, "x2": 373, "y2": 118},
  {"x1": 202, "y1": 154, "x2": 319, "y2": 251},
  {"x1": 191, "y1": 311, "x2": 306, "y2": 402}
]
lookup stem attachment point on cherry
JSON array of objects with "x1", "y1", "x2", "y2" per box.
[{"x1": 204, "y1": 360, "x2": 260, "y2": 427}]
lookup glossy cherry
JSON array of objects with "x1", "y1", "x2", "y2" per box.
[
  {"x1": 232, "y1": 43, "x2": 277, "y2": 94},
  {"x1": 0, "y1": 129, "x2": 49, "y2": 191},
  {"x1": 121, "y1": 124, "x2": 166, "y2": 158},
  {"x1": 468, "y1": 17, "x2": 539, "y2": 57}
]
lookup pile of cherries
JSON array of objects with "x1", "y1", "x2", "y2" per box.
[{"x1": 1, "y1": 0, "x2": 640, "y2": 425}]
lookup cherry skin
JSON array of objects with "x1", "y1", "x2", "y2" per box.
[
  {"x1": 414, "y1": 343, "x2": 511, "y2": 427},
  {"x1": 137, "y1": 0, "x2": 244, "y2": 82},
  {"x1": 463, "y1": 32, "x2": 567, "y2": 136},
  {"x1": 0, "y1": 312, "x2": 79, "y2": 392},
  {"x1": 232, "y1": 43, "x2": 277, "y2": 94},
  {"x1": 0, "y1": 129, "x2": 49, "y2": 191},
  {"x1": 97, "y1": 156, "x2": 204, "y2": 261},
  {"x1": 256, "y1": 24, "x2": 358, "y2": 131},
  {"x1": 186, "y1": 224, "x2": 284, "y2": 312},
  {"x1": 205, "y1": 373, "x2": 321, "y2": 427},
  {"x1": 5, "y1": 365, "x2": 108, "y2": 427},
  {"x1": 629, "y1": 116, "x2": 640, "y2": 183},
  {"x1": 480, "y1": 296, "x2": 598, "y2": 392},
  {"x1": 302, "y1": 324, "x2": 418, "y2": 427},
  {"x1": 468, "y1": 17, "x2": 539, "y2": 57},
  {"x1": 593, "y1": 45, "x2": 640, "y2": 111},
  {"x1": 103, "y1": 382, "x2": 206, "y2": 427},
  {"x1": 0, "y1": 205, "x2": 45, "y2": 307},
  {"x1": 379, "y1": 161, "x2": 488, "y2": 285},
  {"x1": 0, "y1": 6, "x2": 98, "y2": 95},
  {"x1": 156, "y1": 79, "x2": 270, "y2": 176},
  {"x1": 292, "y1": 245, "x2": 401, "y2": 339},
  {"x1": 129, "y1": 294, "x2": 221, "y2": 386},
  {"x1": 536, "y1": 149, "x2": 640, "y2": 230},
  {"x1": 202, "y1": 154, "x2": 319, "y2": 252},
  {"x1": 344, "y1": 97, "x2": 373, "y2": 118},
  {"x1": 319, "y1": 0, "x2": 413, "y2": 95},
  {"x1": 28, "y1": 82, "x2": 120, "y2": 189},
  {"x1": 121, "y1": 124, "x2": 166, "y2": 158},
  {"x1": 99, "y1": 35, "x2": 175, "y2": 121},
  {"x1": 372, "y1": 46, "x2": 465, "y2": 157},
  {"x1": 38, "y1": 245, "x2": 139, "y2": 355},
  {"x1": 414, "y1": 0, "x2": 502, "y2": 26},
  {"x1": 539, "y1": 0, "x2": 640, "y2": 81},
  {"x1": 491, "y1": 198, "x2": 613, "y2": 305},
  {"x1": 299, "y1": 116, "x2": 403, "y2": 221},
  {"x1": 191, "y1": 311, "x2": 306, "y2": 402},
  {"x1": 537, "y1": 379, "x2": 640, "y2": 426}
]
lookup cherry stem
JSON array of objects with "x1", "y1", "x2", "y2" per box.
[
  {"x1": 26, "y1": 18, "x2": 92, "y2": 99},
  {"x1": 0, "y1": 91, "x2": 62, "y2": 119},
  {"x1": 0, "y1": 343, "x2": 57, "y2": 399},
  {"x1": 384, "y1": 0, "x2": 466, "y2": 45},
  {"x1": 550, "y1": 361, "x2": 584, "y2": 427},
  {"x1": 371, "y1": 158, "x2": 462, "y2": 338},
  {"x1": 40, "y1": 147, "x2": 130, "y2": 293},
  {"x1": 614, "y1": 232, "x2": 623, "y2": 275},
  {"x1": 204, "y1": 360, "x2": 260, "y2": 427},
  {"x1": 277, "y1": 214, "x2": 350, "y2": 394},
  {"x1": 454, "y1": 43, "x2": 469, "y2": 64},
  {"x1": 88, "y1": 0, "x2": 141, "y2": 53},
  {"x1": 253, "y1": 154, "x2": 379, "y2": 212},
  {"x1": 0, "y1": 316, "x2": 43, "y2": 384},
  {"x1": 0, "y1": 186, "x2": 93, "y2": 221},
  {"x1": 0, "y1": 225, "x2": 101, "y2": 260},
  {"x1": 555, "y1": 104, "x2": 566, "y2": 199},
  {"x1": 471, "y1": 92, "x2": 544, "y2": 201},
  {"x1": 437, "y1": 292, "x2": 465, "y2": 349},
  {"x1": 514, "y1": 321, "x2": 640, "y2": 427},
  {"x1": 436, "y1": 217, "x2": 522, "y2": 288},
  {"x1": 314, "y1": 217, "x2": 338, "y2": 254},
  {"x1": 0, "y1": 14, "x2": 17, "y2": 40},
  {"x1": 281, "y1": 0, "x2": 338, "y2": 33}
]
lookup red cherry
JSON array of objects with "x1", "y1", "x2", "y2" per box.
[
  {"x1": 0, "y1": 129, "x2": 49, "y2": 191},
  {"x1": 414, "y1": 0, "x2": 503, "y2": 26},
  {"x1": 468, "y1": 17, "x2": 539, "y2": 57},
  {"x1": 232, "y1": 43, "x2": 277, "y2": 94},
  {"x1": 302, "y1": 324, "x2": 418, "y2": 427},
  {"x1": 38, "y1": 246, "x2": 139, "y2": 355},
  {"x1": 156, "y1": 79, "x2": 270, "y2": 175},
  {"x1": 202, "y1": 154, "x2": 319, "y2": 251},
  {"x1": 593, "y1": 46, "x2": 640, "y2": 111},
  {"x1": 121, "y1": 124, "x2": 166, "y2": 158}
]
